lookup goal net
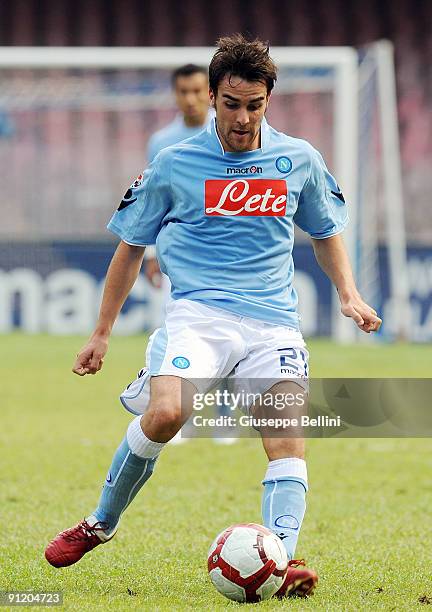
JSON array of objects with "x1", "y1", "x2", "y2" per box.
[{"x1": 0, "y1": 44, "x2": 408, "y2": 339}]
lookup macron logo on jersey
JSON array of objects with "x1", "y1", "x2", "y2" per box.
[
  {"x1": 205, "y1": 179, "x2": 287, "y2": 217},
  {"x1": 226, "y1": 165, "x2": 263, "y2": 174}
]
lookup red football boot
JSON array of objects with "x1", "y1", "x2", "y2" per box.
[
  {"x1": 45, "y1": 519, "x2": 114, "y2": 568},
  {"x1": 275, "y1": 559, "x2": 318, "y2": 598}
]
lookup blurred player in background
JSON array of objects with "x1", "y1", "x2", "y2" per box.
[
  {"x1": 148, "y1": 64, "x2": 211, "y2": 163},
  {"x1": 144, "y1": 63, "x2": 211, "y2": 326},
  {"x1": 144, "y1": 63, "x2": 236, "y2": 445},
  {"x1": 145, "y1": 63, "x2": 212, "y2": 297},
  {"x1": 46, "y1": 34, "x2": 381, "y2": 598}
]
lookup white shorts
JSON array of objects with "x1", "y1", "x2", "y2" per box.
[{"x1": 120, "y1": 299, "x2": 308, "y2": 416}]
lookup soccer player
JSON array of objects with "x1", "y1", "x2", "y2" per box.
[{"x1": 45, "y1": 34, "x2": 381, "y2": 598}]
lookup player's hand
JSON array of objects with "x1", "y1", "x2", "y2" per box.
[
  {"x1": 340, "y1": 295, "x2": 382, "y2": 333},
  {"x1": 145, "y1": 257, "x2": 163, "y2": 288},
  {"x1": 72, "y1": 334, "x2": 109, "y2": 376}
]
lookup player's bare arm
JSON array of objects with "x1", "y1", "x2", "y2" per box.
[
  {"x1": 73, "y1": 241, "x2": 145, "y2": 376},
  {"x1": 311, "y1": 233, "x2": 382, "y2": 333}
]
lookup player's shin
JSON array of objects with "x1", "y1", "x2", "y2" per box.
[
  {"x1": 261, "y1": 458, "x2": 307, "y2": 560},
  {"x1": 88, "y1": 416, "x2": 165, "y2": 537}
]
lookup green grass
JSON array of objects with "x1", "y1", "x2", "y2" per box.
[{"x1": 1, "y1": 335, "x2": 432, "y2": 610}]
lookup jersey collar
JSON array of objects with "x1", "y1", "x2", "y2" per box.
[{"x1": 208, "y1": 116, "x2": 270, "y2": 155}]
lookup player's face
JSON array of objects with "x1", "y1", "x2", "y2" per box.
[
  {"x1": 210, "y1": 76, "x2": 269, "y2": 152},
  {"x1": 174, "y1": 73, "x2": 209, "y2": 126}
]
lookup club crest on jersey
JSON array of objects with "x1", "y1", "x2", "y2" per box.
[
  {"x1": 205, "y1": 179, "x2": 287, "y2": 217},
  {"x1": 275, "y1": 156, "x2": 292, "y2": 174}
]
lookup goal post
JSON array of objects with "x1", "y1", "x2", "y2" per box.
[
  {"x1": 0, "y1": 43, "x2": 408, "y2": 341},
  {"x1": 374, "y1": 41, "x2": 410, "y2": 340}
]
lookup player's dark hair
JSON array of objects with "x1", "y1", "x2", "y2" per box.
[
  {"x1": 171, "y1": 64, "x2": 208, "y2": 86},
  {"x1": 209, "y1": 33, "x2": 277, "y2": 95}
]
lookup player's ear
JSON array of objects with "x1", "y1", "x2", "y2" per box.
[
  {"x1": 265, "y1": 92, "x2": 271, "y2": 112},
  {"x1": 209, "y1": 89, "x2": 216, "y2": 108}
]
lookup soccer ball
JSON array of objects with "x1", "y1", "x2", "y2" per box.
[{"x1": 207, "y1": 523, "x2": 288, "y2": 602}]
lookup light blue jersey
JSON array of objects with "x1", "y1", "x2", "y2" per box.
[
  {"x1": 147, "y1": 111, "x2": 214, "y2": 162},
  {"x1": 108, "y1": 118, "x2": 348, "y2": 328}
]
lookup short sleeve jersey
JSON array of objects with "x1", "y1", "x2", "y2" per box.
[{"x1": 108, "y1": 118, "x2": 348, "y2": 329}]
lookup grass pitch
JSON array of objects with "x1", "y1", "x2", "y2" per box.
[{"x1": 1, "y1": 334, "x2": 431, "y2": 610}]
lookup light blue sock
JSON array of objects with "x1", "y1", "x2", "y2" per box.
[
  {"x1": 262, "y1": 458, "x2": 308, "y2": 560},
  {"x1": 91, "y1": 417, "x2": 165, "y2": 534},
  {"x1": 91, "y1": 436, "x2": 156, "y2": 533}
]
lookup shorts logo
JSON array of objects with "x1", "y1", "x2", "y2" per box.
[
  {"x1": 279, "y1": 356, "x2": 300, "y2": 369},
  {"x1": 205, "y1": 179, "x2": 287, "y2": 217},
  {"x1": 277, "y1": 347, "x2": 308, "y2": 377},
  {"x1": 172, "y1": 356, "x2": 190, "y2": 369},
  {"x1": 275, "y1": 156, "x2": 292, "y2": 174},
  {"x1": 226, "y1": 165, "x2": 263, "y2": 174}
]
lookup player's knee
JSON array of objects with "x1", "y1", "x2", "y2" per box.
[{"x1": 147, "y1": 397, "x2": 183, "y2": 436}]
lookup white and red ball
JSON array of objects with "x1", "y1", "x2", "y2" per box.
[{"x1": 207, "y1": 523, "x2": 288, "y2": 602}]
